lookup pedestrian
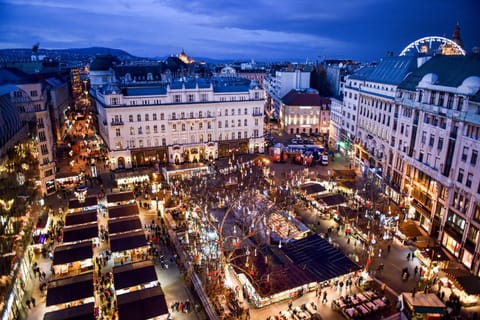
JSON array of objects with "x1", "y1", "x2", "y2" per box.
[
  {"x1": 30, "y1": 297, "x2": 36, "y2": 307},
  {"x1": 407, "y1": 252, "x2": 410, "y2": 261},
  {"x1": 25, "y1": 299, "x2": 31, "y2": 309},
  {"x1": 414, "y1": 266, "x2": 419, "y2": 277},
  {"x1": 322, "y1": 291, "x2": 328, "y2": 304},
  {"x1": 288, "y1": 300, "x2": 293, "y2": 310},
  {"x1": 387, "y1": 244, "x2": 391, "y2": 253}
]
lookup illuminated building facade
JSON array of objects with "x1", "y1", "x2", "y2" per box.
[{"x1": 91, "y1": 77, "x2": 265, "y2": 169}]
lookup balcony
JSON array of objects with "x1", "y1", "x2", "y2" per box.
[{"x1": 110, "y1": 119, "x2": 124, "y2": 126}]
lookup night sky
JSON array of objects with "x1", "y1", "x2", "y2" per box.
[{"x1": 0, "y1": 0, "x2": 478, "y2": 62}]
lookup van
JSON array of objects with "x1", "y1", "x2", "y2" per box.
[{"x1": 321, "y1": 154, "x2": 329, "y2": 165}]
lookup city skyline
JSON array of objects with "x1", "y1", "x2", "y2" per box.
[{"x1": 0, "y1": 0, "x2": 479, "y2": 62}]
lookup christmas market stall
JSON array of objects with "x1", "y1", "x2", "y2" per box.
[
  {"x1": 113, "y1": 260, "x2": 159, "y2": 293},
  {"x1": 43, "y1": 301, "x2": 95, "y2": 320},
  {"x1": 109, "y1": 230, "x2": 149, "y2": 265},
  {"x1": 107, "y1": 203, "x2": 139, "y2": 219},
  {"x1": 116, "y1": 285, "x2": 169, "y2": 320},
  {"x1": 108, "y1": 215, "x2": 143, "y2": 235},
  {"x1": 398, "y1": 292, "x2": 445, "y2": 320},
  {"x1": 52, "y1": 240, "x2": 93, "y2": 276},
  {"x1": 65, "y1": 209, "x2": 97, "y2": 227},
  {"x1": 68, "y1": 195, "x2": 98, "y2": 213},
  {"x1": 46, "y1": 272, "x2": 94, "y2": 307},
  {"x1": 61, "y1": 222, "x2": 98, "y2": 244},
  {"x1": 231, "y1": 233, "x2": 361, "y2": 308},
  {"x1": 106, "y1": 191, "x2": 135, "y2": 206},
  {"x1": 440, "y1": 268, "x2": 480, "y2": 306}
]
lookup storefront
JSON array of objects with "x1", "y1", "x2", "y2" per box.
[
  {"x1": 441, "y1": 229, "x2": 462, "y2": 258},
  {"x1": 114, "y1": 170, "x2": 150, "y2": 191},
  {"x1": 161, "y1": 163, "x2": 212, "y2": 184},
  {"x1": 414, "y1": 246, "x2": 450, "y2": 281}
]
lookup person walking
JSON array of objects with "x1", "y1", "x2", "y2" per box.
[
  {"x1": 30, "y1": 296, "x2": 36, "y2": 307},
  {"x1": 322, "y1": 291, "x2": 328, "y2": 304}
]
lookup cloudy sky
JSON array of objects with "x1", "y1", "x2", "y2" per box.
[{"x1": 0, "y1": 0, "x2": 478, "y2": 62}]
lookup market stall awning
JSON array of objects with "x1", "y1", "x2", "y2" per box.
[
  {"x1": 68, "y1": 196, "x2": 98, "y2": 209},
  {"x1": 43, "y1": 301, "x2": 95, "y2": 320},
  {"x1": 65, "y1": 210, "x2": 97, "y2": 226},
  {"x1": 110, "y1": 230, "x2": 148, "y2": 252},
  {"x1": 282, "y1": 233, "x2": 361, "y2": 282},
  {"x1": 62, "y1": 222, "x2": 98, "y2": 243},
  {"x1": 46, "y1": 272, "x2": 94, "y2": 306},
  {"x1": 106, "y1": 191, "x2": 135, "y2": 204},
  {"x1": 108, "y1": 203, "x2": 139, "y2": 219},
  {"x1": 442, "y1": 268, "x2": 480, "y2": 295},
  {"x1": 315, "y1": 193, "x2": 347, "y2": 207},
  {"x1": 53, "y1": 240, "x2": 92, "y2": 265},
  {"x1": 299, "y1": 183, "x2": 326, "y2": 195},
  {"x1": 113, "y1": 261, "x2": 158, "y2": 290},
  {"x1": 108, "y1": 216, "x2": 143, "y2": 235},
  {"x1": 117, "y1": 286, "x2": 169, "y2": 320}
]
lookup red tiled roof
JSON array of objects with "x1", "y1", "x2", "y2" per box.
[{"x1": 281, "y1": 89, "x2": 330, "y2": 106}]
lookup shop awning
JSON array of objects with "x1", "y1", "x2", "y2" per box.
[
  {"x1": 68, "y1": 196, "x2": 98, "y2": 209},
  {"x1": 113, "y1": 261, "x2": 158, "y2": 290},
  {"x1": 46, "y1": 272, "x2": 93, "y2": 306},
  {"x1": 65, "y1": 210, "x2": 97, "y2": 226},
  {"x1": 108, "y1": 203, "x2": 139, "y2": 219},
  {"x1": 117, "y1": 286, "x2": 169, "y2": 320},
  {"x1": 442, "y1": 268, "x2": 480, "y2": 295},
  {"x1": 108, "y1": 216, "x2": 143, "y2": 235},
  {"x1": 110, "y1": 230, "x2": 148, "y2": 252},
  {"x1": 106, "y1": 191, "x2": 135, "y2": 204},
  {"x1": 283, "y1": 233, "x2": 361, "y2": 282},
  {"x1": 62, "y1": 222, "x2": 98, "y2": 243},
  {"x1": 43, "y1": 301, "x2": 95, "y2": 320},
  {"x1": 299, "y1": 183, "x2": 326, "y2": 195},
  {"x1": 315, "y1": 193, "x2": 347, "y2": 207},
  {"x1": 53, "y1": 240, "x2": 92, "y2": 265}
]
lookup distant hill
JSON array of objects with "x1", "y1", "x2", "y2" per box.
[{"x1": 0, "y1": 46, "x2": 142, "y2": 64}]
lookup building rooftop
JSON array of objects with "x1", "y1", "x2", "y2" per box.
[
  {"x1": 281, "y1": 89, "x2": 330, "y2": 106},
  {"x1": 399, "y1": 54, "x2": 480, "y2": 91},
  {"x1": 366, "y1": 56, "x2": 417, "y2": 85}
]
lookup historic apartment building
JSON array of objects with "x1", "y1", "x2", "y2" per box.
[
  {"x1": 90, "y1": 76, "x2": 265, "y2": 169},
  {"x1": 264, "y1": 68, "x2": 311, "y2": 118},
  {"x1": 333, "y1": 34, "x2": 480, "y2": 274},
  {"x1": 396, "y1": 54, "x2": 480, "y2": 274},
  {"x1": 278, "y1": 88, "x2": 330, "y2": 136}
]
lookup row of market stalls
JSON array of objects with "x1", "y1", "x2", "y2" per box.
[{"x1": 43, "y1": 191, "x2": 169, "y2": 319}]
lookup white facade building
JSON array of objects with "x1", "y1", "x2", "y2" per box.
[
  {"x1": 11, "y1": 82, "x2": 56, "y2": 195},
  {"x1": 264, "y1": 69, "x2": 311, "y2": 117},
  {"x1": 396, "y1": 55, "x2": 480, "y2": 274},
  {"x1": 92, "y1": 77, "x2": 265, "y2": 169}
]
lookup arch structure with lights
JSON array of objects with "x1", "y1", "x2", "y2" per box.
[{"x1": 399, "y1": 36, "x2": 466, "y2": 57}]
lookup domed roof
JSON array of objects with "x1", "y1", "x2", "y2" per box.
[
  {"x1": 458, "y1": 76, "x2": 480, "y2": 95},
  {"x1": 420, "y1": 73, "x2": 438, "y2": 85}
]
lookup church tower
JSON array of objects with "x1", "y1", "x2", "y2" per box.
[{"x1": 451, "y1": 22, "x2": 464, "y2": 49}]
